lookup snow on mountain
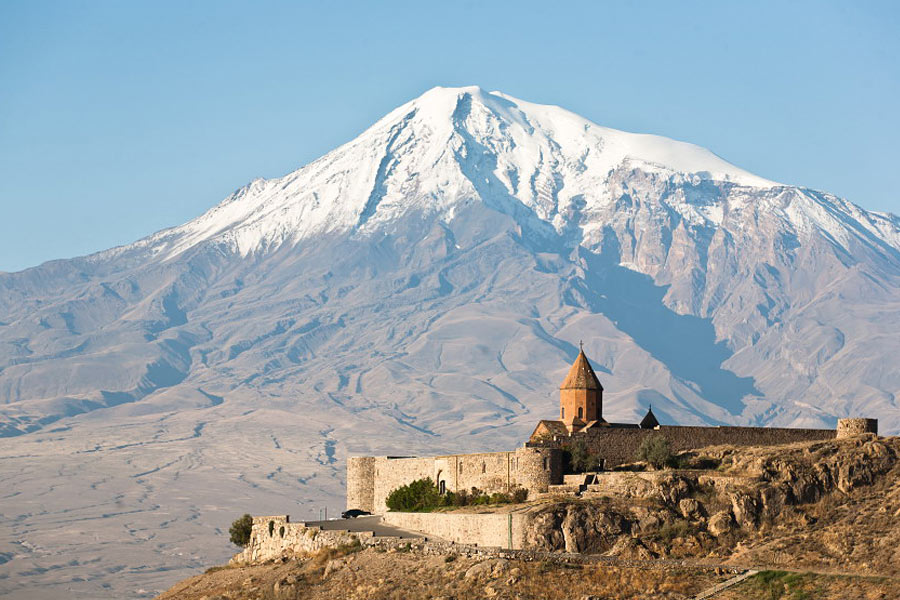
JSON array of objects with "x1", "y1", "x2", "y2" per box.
[
  {"x1": 1, "y1": 86, "x2": 899, "y2": 599},
  {"x1": 138, "y1": 86, "x2": 777, "y2": 261}
]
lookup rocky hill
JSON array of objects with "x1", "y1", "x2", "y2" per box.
[
  {"x1": 156, "y1": 435, "x2": 900, "y2": 600},
  {"x1": 524, "y1": 434, "x2": 900, "y2": 575}
]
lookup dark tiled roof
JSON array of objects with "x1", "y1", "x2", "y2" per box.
[
  {"x1": 640, "y1": 407, "x2": 660, "y2": 429},
  {"x1": 560, "y1": 349, "x2": 603, "y2": 390}
]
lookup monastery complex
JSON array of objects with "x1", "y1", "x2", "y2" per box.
[{"x1": 347, "y1": 348, "x2": 878, "y2": 513}]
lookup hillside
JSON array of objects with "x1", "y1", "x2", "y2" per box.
[
  {"x1": 1, "y1": 86, "x2": 899, "y2": 598},
  {"x1": 155, "y1": 435, "x2": 900, "y2": 600}
]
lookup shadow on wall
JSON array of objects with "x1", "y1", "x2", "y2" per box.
[{"x1": 573, "y1": 239, "x2": 759, "y2": 417}]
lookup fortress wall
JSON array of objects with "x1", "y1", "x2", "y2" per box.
[
  {"x1": 451, "y1": 452, "x2": 512, "y2": 493},
  {"x1": 382, "y1": 511, "x2": 528, "y2": 549},
  {"x1": 515, "y1": 446, "x2": 563, "y2": 492},
  {"x1": 569, "y1": 425, "x2": 836, "y2": 467},
  {"x1": 368, "y1": 452, "x2": 518, "y2": 514},
  {"x1": 370, "y1": 456, "x2": 435, "y2": 514},
  {"x1": 837, "y1": 418, "x2": 878, "y2": 438},
  {"x1": 355, "y1": 449, "x2": 564, "y2": 514},
  {"x1": 346, "y1": 457, "x2": 376, "y2": 512}
]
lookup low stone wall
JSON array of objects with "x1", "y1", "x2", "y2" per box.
[
  {"x1": 232, "y1": 515, "x2": 419, "y2": 564},
  {"x1": 348, "y1": 447, "x2": 562, "y2": 514},
  {"x1": 382, "y1": 511, "x2": 527, "y2": 550},
  {"x1": 234, "y1": 516, "x2": 353, "y2": 563},
  {"x1": 231, "y1": 512, "x2": 529, "y2": 564}
]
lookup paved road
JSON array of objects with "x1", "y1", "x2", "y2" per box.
[{"x1": 303, "y1": 515, "x2": 425, "y2": 539}]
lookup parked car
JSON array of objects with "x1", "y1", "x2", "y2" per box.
[{"x1": 341, "y1": 509, "x2": 371, "y2": 519}]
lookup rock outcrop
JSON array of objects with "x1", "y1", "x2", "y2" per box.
[{"x1": 521, "y1": 435, "x2": 899, "y2": 569}]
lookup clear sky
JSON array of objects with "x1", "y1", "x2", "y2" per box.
[{"x1": 1, "y1": 0, "x2": 898, "y2": 273}]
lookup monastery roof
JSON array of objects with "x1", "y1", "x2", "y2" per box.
[
  {"x1": 560, "y1": 349, "x2": 603, "y2": 390},
  {"x1": 534, "y1": 420, "x2": 569, "y2": 437},
  {"x1": 640, "y1": 407, "x2": 660, "y2": 429}
]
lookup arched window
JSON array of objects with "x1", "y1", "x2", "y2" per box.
[
  {"x1": 482, "y1": 462, "x2": 486, "y2": 474},
  {"x1": 561, "y1": 407, "x2": 565, "y2": 419},
  {"x1": 439, "y1": 480, "x2": 446, "y2": 494},
  {"x1": 578, "y1": 407, "x2": 583, "y2": 419},
  {"x1": 459, "y1": 461, "x2": 463, "y2": 473}
]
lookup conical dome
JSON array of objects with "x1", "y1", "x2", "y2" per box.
[
  {"x1": 640, "y1": 406, "x2": 659, "y2": 429},
  {"x1": 560, "y1": 349, "x2": 603, "y2": 390}
]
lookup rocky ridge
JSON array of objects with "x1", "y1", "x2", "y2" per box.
[{"x1": 523, "y1": 435, "x2": 900, "y2": 575}]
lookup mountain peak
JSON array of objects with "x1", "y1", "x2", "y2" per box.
[{"x1": 143, "y1": 87, "x2": 787, "y2": 261}]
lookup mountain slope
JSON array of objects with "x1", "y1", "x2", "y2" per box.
[{"x1": 0, "y1": 86, "x2": 898, "y2": 598}]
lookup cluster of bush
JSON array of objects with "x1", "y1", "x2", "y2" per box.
[
  {"x1": 635, "y1": 435, "x2": 678, "y2": 469},
  {"x1": 385, "y1": 478, "x2": 528, "y2": 512}
]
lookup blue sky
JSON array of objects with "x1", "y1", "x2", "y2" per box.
[{"x1": 1, "y1": 0, "x2": 898, "y2": 273}]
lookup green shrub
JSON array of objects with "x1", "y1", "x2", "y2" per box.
[
  {"x1": 636, "y1": 435, "x2": 676, "y2": 469},
  {"x1": 229, "y1": 513, "x2": 253, "y2": 547},
  {"x1": 748, "y1": 571, "x2": 811, "y2": 600},
  {"x1": 385, "y1": 478, "x2": 442, "y2": 512},
  {"x1": 385, "y1": 479, "x2": 530, "y2": 511}
]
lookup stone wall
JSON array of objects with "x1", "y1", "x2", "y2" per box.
[
  {"x1": 514, "y1": 447, "x2": 562, "y2": 493},
  {"x1": 346, "y1": 457, "x2": 375, "y2": 514},
  {"x1": 837, "y1": 418, "x2": 878, "y2": 438},
  {"x1": 382, "y1": 511, "x2": 528, "y2": 549},
  {"x1": 369, "y1": 456, "x2": 441, "y2": 514},
  {"x1": 348, "y1": 447, "x2": 564, "y2": 514},
  {"x1": 233, "y1": 516, "x2": 364, "y2": 563},
  {"x1": 535, "y1": 424, "x2": 838, "y2": 468}
]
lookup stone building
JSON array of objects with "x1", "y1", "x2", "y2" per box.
[{"x1": 346, "y1": 347, "x2": 877, "y2": 512}]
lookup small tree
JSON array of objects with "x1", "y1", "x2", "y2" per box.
[
  {"x1": 564, "y1": 438, "x2": 599, "y2": 473},
  {"x1": 636, "y1": 435, "x2": 675, "y2": 469},
  {"x1": 229, "y1": 513, "x2": 253, "y2": 547}
]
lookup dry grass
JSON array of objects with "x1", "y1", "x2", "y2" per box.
[{"x1": 156, "y1": 547, "x2": 722, "y2": 600}]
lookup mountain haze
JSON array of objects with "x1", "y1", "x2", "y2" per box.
[{"x1": 1, "y1": 86, "x2": 898, "y2": 598}]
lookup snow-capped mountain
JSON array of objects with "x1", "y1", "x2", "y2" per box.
[
  {"x1": 1, "y1": 86, "x2": 898, "y2": 598},
  {"x1": 138, "y1": 85, "x2": 776, "y2": 259}
]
